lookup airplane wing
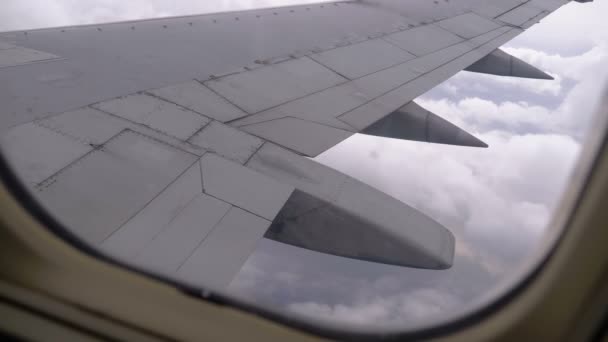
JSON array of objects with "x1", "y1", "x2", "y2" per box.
[{"x1": 0, "y1": 0, "x2": 579, "y2": 290}]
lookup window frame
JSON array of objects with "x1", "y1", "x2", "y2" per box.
[{"x1": 0, "y1": 94, "x2": 607, "y2": 341}]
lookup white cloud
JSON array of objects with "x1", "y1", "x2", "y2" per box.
[
  {"x1": 507, "y1": 1, "x2": 608, "y2": 55},
  {"x1": 421, "y1": 43, "x2": 608, "y2": 140},
  {"x1": 288, "y1": 288, "x2": 462, "y2": 326},
  {"x1": 316, "y1": 130, "x2": 580, "y2": 267},
  {"x1": 503, "y1": 45, "x2": 608, "y2": 83}
]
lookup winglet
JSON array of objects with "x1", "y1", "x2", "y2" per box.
[
  {"x1": 465, "y1": 48, "x2": 553, "y2": 80},
  {"x1": 361, "y1": 101, "x2": 488, "y2": 148}
]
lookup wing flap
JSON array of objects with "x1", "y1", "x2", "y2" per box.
[
  {"x1": 147, "y1": 80, "x2": 248, "y2": 122},
  {"x1": 134, "y1": 193, "x2": 233, "y2": 279},
  {"x1": 436, "y1": 12, "x2": 502, "y2": 39},
  {"x1": 496, "y1": 4, "x2": 547, "y2": 27},
  {"x1": 204, "y1": 56, "x2": 346, "y2": 114},
  {"x1": 200, "y1": 153, "x2": 294, "y2": 221},
  {"x1": 383, "y1": 24, "x2": 464, "y2": 56},
  {"x1": 309, "y1": 38, "x2": 416, "y2": 79},
  {"x1": 103, "y1": 151, "x2": 285, "y2": 290},
  {"x1": 240, "y1": 117, "x2": 353, "y2": 157},
  {"x1": 177, "y1": 207, "x2": 271, "y2": 290}
]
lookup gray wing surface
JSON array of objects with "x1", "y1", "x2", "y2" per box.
[{"x1": 0, "y1": 0, "x2": 576, "y2": 290}]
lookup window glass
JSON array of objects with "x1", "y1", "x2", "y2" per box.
[{"x1": 0, "y1": 0, "x2": 606, "y2": 332}]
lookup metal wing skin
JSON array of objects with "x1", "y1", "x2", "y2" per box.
[{"x1": 0, "y1": 0, "x2": 577, "y2": 290}]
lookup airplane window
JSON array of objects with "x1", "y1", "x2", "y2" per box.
[{"x1": 0, "y1": 0, "x2": 606, "y2": 335}]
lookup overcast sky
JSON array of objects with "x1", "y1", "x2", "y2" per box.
[{"x1": 2, "y1": 0, "x2": 607, "y2": 332}]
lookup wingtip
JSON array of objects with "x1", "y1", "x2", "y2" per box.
[
  {"x1": 445, "y1": 132, "x2": 488, "y2": 148},
  {"x1": 513, "y1": 59, "x2": 555, "y2": 80},
  {"x1": 542, "y1": 72, "x2": 555, "y2": 80},
  {"x1": 476, "y1": 140, "x2": 490, "y2": 148}
]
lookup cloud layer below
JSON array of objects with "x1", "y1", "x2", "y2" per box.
[{"x1": 231, "y1": 1, "x2": 608, "y2": 328}]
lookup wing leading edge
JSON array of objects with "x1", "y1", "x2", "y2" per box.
[{"x1": 0, "y1": 0, "x2": 579, "y2": 290}]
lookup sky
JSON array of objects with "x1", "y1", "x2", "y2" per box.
[{"x1": 1, "y1": 0, "x2": 607, "y2": 332}]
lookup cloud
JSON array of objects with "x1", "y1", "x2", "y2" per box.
[
  {"x1": 315, "y1": 131, "x2": 579, "y2": 268},
  {"x1": 288, "y1": 288, "x2": 462, "y2": 326},
  {"x1": 232, "y1": 1, "x2": 606, "y2": 328},
  {"x1": 507, "y1": 1, "x2": 608, "y2": 55},
  {"x1": 421, "y1": 44, "x2": 608, "y2": 140}
]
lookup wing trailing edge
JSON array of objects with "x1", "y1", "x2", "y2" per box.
[
  {"x1": 361, "y1": 101, "x2": 488, "y2": 148},
  {"x1": 465, "y1": 48, "x2": 553, "y2": 80}
]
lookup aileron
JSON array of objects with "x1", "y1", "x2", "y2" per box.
[{"x1": 147, "y1": 81, "x2": 248, "y2": 123}]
